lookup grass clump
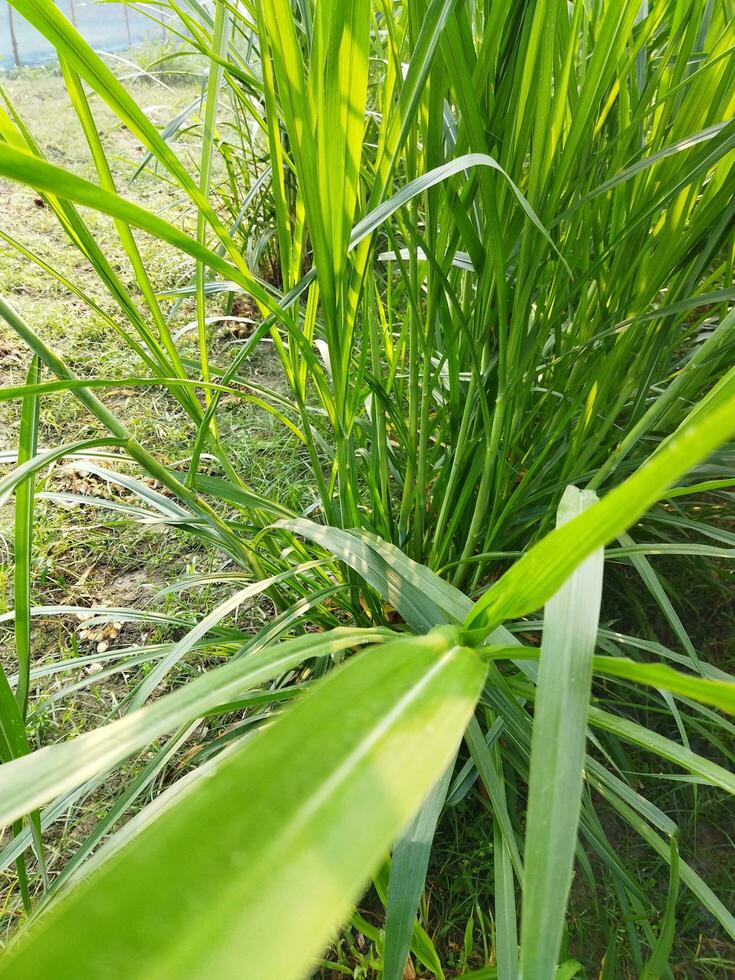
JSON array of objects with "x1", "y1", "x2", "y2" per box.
[{"x1": 0, "y1": 0, "x2": 734, "y2": 977}]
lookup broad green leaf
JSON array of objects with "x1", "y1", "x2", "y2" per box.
[
  {"x1": 0, "y1": 629, "x2": 485, "y2": 979},
  {"x1": 0, "y1": 629, "x2": 382, "y2": 827},
  {"x1": 40, "y1": 723, "x2": 201, "y2": 901}
]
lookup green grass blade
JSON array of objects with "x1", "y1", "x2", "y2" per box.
[
  {"x1": 194, "y1": 0, "x2": 231, "y2": 426},
  {"x1": 13, "y1": 355, "x2": 40, "y2": 717},
  {"x1": 0, "y1": 630, "x2": 485, "y2": 979},
  {"x1": 616, "y1": 531, "x2": 699, "y2": 669},
  {"x1": 519, "y1": 486, "x2": 604, "y2": 980},
  {"x1": 591, "y1": 657, "x2": 735, "y2": 715},
  {"x1": 383, "y1": 764, "x2": 453, "y2": 980},
  {"x1": 128, "y1": 563, "x2": 334, "y2": 710},
  {"x1": 350, "y1": 152, "x2": 568, "y2": 273},
  {"x1": 601, "y1": 789, "x2": 735, "y2": 942},
  {"x1": 0, "y1": 438, "x2": 127, "y2": 509},
  {"x1": 0, "y1": 575, "x2": 46, "y2": 912},
  {"x1": 486, "y1": 646, "x2": 735, "y2": 717},
  {"x1": 587, "y1": 707, "x2": 735, "y2": 796},
  {"x1": 466, "y1": 385, "x2": 735, "y2": 636},
  {"x1": 277, "y1": 518, "x2": 458, "y2": 631},
  {"x1": 489, "y1": 727, "x2": 519, "y2": 980},
  {"x1": 640, "y1": 837, "x2": 679, "y2": 980},
  {"x1": 0, "y1": 669, "x2": 27, "y2": 766},
  {"x1": 466, "y1": 716, "x2": 523, "y2": 879},
  {"x1": 4, "y1": 352, "x2": 43, "y2": 907},
  {"x1": 0, "y1": 629, "x2": 382, "y2": 827},
  {"x1": 0, "y1": 146, "x2": 280, "y2": 318},
  {"x1": 8, "y1": 0, "x2": 255, "y2": 273}
]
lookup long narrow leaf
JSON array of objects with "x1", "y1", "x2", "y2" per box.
[
  {"x1": 12, "y1": 356, "x2": 40, "y2": 716},
  {"x1": 519, "y1": 486, "x2": 604, "y2": 979},
  {"x1": 0, "y1": 630, "x2": 485, "y2": 979},
  {"x1": 467, "y1": 389, "x2": 735, "y2": 635},
  {"x1": 0, "y1": 629, "x2": 383, "y2": 827}
]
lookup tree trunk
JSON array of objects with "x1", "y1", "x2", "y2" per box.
[{"x1": 8, "y1": 6, "x2": 21, "y2": 68}]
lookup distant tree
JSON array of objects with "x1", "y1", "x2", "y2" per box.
[{"x1": 8, "y1": 5, "x2": 21, "y2": 67}]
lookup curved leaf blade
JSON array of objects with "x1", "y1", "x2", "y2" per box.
[
  {"x1": 0, "y1": 630, "x2": 485, "y2": 979},
  {"x1": 466, "y1": 389, "x2": 735, "y2": 636},
  {"x1": 0, "y1": 628, "x2": 381, "y2": 828}
]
